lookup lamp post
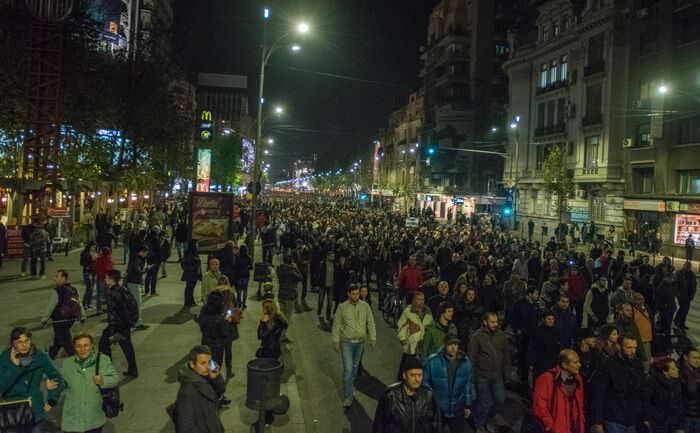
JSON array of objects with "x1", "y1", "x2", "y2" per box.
[{"x1": 249, "y1": 8, "x2": 308, "y2": 257}]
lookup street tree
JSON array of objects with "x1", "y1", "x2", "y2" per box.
[{"x1": 542, "y1": 145, "x2": 573, "y2": 232}]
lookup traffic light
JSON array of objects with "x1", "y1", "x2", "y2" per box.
[
  {"x1": 428, "y1": 147, "x2": 435, "y2": 155},
  {"x1": 503, "y1": 207, "x2": 512, "y2": 215}
]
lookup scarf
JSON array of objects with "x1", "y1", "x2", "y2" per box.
[{"x1": 17, "y1": 345, "x2": 36, "y2": 367}]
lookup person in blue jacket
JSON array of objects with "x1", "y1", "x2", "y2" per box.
[
  {"x1": 0, "y1": 327, "x2": 63, "y2": 432},
  {"x1": 422, "y1": 334, "x2": 474, "y2": 433}
]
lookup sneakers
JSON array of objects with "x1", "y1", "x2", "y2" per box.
[
  {"x1": 342, "y1": 399, "x2": 353, "y2": 408},
  {"x1": 40, "y1": 275, "x2": 47, "y2": 280}
]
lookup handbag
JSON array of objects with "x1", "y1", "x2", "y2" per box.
[
  {"x1": 95, "y1": 353, "x2": 123, "y2": 418},
  {"x1": 165, "y1": 402, "x2": 179, "y2": 433},
  {"x1": 0, "y1": 398, "x2": 34, "y2": 429}
]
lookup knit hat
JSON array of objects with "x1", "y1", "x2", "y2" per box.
[
  {"x1": 444, "y1": 334, "x2": 460, "y2": 346},
  {"x1": 401, "y1": 356, "x2": 423, "y2": 373}
]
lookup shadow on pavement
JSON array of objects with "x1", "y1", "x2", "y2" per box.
[
  {"x1": 343, "y1": 402, "x2": 373, "y2": 433},
  {"x1": 8, "y1": 316, "x2": 42, "y2": 328},
  {"x1": 18, "y1": 284, "x2": 54, "y2": 293},
  {"x1": 143, "y1": 304, "x2": 195, "y2": 325},
  {"x1": 165, "y1": 354, "x2": 189, "y2": 384},
  {"x1": 354, "y1": 373, "x2": 388, "y2": 401}
]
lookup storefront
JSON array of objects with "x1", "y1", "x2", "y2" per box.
[
  {"x1": 416, "y1": 193, "x2": 477, "y2": 220},
  {"x1": 674, "y1": 213, "x2": 700, "y2": 246}
]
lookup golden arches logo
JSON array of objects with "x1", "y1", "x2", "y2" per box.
[{"x1": 201, "y1": 111, "x2": 212, "y2": 121}]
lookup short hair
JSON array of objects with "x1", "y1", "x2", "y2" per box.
[
  {"x1": 558, "y1": 349, "x2": 576, "y2": 366},
  {"x1": 413, "y1": 291, "x2": 425, "y2": 299},
  {"x1": 283, "y1": 255, "x2": 293, "y2": 265},
  {"x1": 526, "y1": 285, "x2": 539, "y2": 295},
  {"x1": 437, "y1": 300, "x2": 455, "y2": 317},
  {"x1": 652, "y1": 356, "x2": 675, "y2": 373},
  {"x1": 138, "y1": 245, "x2": 149, "y2": 252},
  {"x1": 72, "y1": 332, "x2": 94, "y2": 345},
  {"x1": 619, "y1": 333, "x2": 638, "y2": 345},
  {"x1": 482, "y1": 312, "x2": 497, "y2": 322},
  {"x1": 106, "y1": 269, "x2": 121, "y2": 283},
  {"x1": 56, "y1": 269, "x2": 68, "y2": 279},
  {"x1": 188, "y1": 345, "x2": 212, "y2": 364},
  {"x1": 209, "y1": 258, "x2": 220, "y2": 266},
  {"x1": 10, "y1": 327, "x2": 31, "y2": 344},
  {"x1": 558, "y1": 294, "x2": 570, "y2": 302},
  {"x1": 347, "y1": 284, "x2": 360, "y2": 294}
]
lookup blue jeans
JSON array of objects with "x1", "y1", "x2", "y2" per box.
[
  {"x1": 127, "y1": 282, "x2": 143, "y2": 327},
  {"x1": 123, "y1": 244, "x2": 130, "y2": 265},
  {"x1": 30, "y1": 250, "x2": 46, "y2": 276},
  {"x1": 96, "y1": 281, "x2": 108, "y2": 313},
  {"x1": 340, "y1": 341, "x2": 364, "y2": 402},
  {"x1": 236, "y1": 277, "x2": 249, "y2": 306},
  {"x1": 473, "y1": 376, "x2": 505, "y2": 428},
  {"x1": 686, "y1": 417, "x2": 700, "y2": 433},
  {"x1": 83, "y1": 272, "x2": 95, "y2": 308},
  {"x1": 603, "y1": 422, "x2": 636, "y2": 433}
]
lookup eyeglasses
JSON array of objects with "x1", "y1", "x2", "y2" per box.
[{"x1": 14, "y1": 339, "x2": 31, "y2": 346}]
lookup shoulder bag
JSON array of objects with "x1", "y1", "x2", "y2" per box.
[
  {"x1": 95, "y1": 353, "x2": 123, "y2": 418},
  {"x1": 0, "y1": 369, "x2": 34, "y2": 429}
]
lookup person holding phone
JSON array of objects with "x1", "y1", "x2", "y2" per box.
[
  {"x1": 256, "y1": 300, "x2": 288, "y2": 360},
  {"x1": 0, "y1": 327, "x2": 64, "y2": 432},
  {"x1": 175, "y1": 345, "x2": 226, "y2": 433}
]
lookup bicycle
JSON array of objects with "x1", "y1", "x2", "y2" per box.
[{"x1": 381, "y1": 286, "x2": 404, "y2": 329}]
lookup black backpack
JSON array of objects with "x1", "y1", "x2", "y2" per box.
[
  {"x1": 53, "y1": 285, "x2": 81, "y2": 321},
  {"x1": 521, "y1": 370, "x2": 557, "y2": 433},
  {"x1": 116, "y1": 286, "x2": 139, "y2": 328}
]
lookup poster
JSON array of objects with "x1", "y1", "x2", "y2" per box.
[
  {"x1": 5, "y1": 226, "x2": 24, "y2": 258},
  {"x1": 196, "y1": 149, "x2": 212, "y2": 192},
  {"x1": 674, "y1": 213, "x2": 700, "y2": 246},
  {"x1": 188, "y1": 192, "x2": 234, "y2": 252}
]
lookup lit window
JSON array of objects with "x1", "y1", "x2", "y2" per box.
[
  {"x1": 584, "y1": 136, "x2": 600, "y2": 168},
  {"x1": 550, "y1": 59, "x2": 558, "y2": 84},
  {"x1": 540, "y1": 63, "x2": 548, "y2": 88},
  {"x1": 560, "y1": 55, "x2": 568, "y2": 81}
]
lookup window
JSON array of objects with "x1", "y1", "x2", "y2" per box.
[
  {"x1": 536, "y1": 144, "x2": 552, "y2": 170},
  {"x1": 540, "y1": 63, "x2": 548, "y2": 88},
  {"x1": 639, "y1": 82, "x2": 651, "y2": 100},
  {"x1": 678, "y1": 116, "x2": 700, "y2": 144},
  {"x1": 550, "y1": 59, "x2": 558, "y2": 84},
  {"x1": 637, "y1": 123, "x2": 651, "y2": 147},
  {"x1": 552, "y1": 19, "x2": 560, "y2": 36},
  {"x1": 557, "y1": 98, "x2": 566, "y2": 125},
  {"x1": 542, "y1": 25, "x2": 550, "y2": 42},
  {"x1": 562, "y1": 15, "x2": 570, "y2": 31},
  {"x1": 591, "y1": 195, "x2": 606, "y2": 220},
  {"x1": 585, "y1": 83, "x2": 602, "y2": 116},
  {"x1": 633, "y1": 168, "x2": 655, "y2": 193},
  {"x1": 640, "y1": 31, "x2": 658, "y2": 56},
  {"x1": 560, "y1": 55, "x2": 568, "y2": 81},
  {"x1": 678, "y1": 170, "x2": 700, "y2": 194},
  {"x1": 584, "y1": 136, "x2": 600, "y2": 167},
  {"x1": 495, "y1": 43, "x2": 509, "y2": 57},
  {"x1": 588, "y1": 33, "x2": 605, "y2": 65},
  {"x1": 538, "y1": 103, "x2": 546, "y2": 128},
  {"x1": 547, "y1": 100, "x2": 556, "y2": 126}
]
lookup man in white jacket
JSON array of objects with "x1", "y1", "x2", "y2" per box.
[{"x1": 396, "y1": 291, "x2": 433, "y2": 381}]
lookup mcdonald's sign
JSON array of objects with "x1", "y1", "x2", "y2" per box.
[{"x1": 201, "y1": 111, "x2": 212, "y2": 121}]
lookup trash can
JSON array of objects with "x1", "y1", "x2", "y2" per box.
[{"x1": 246, "y1": 358, "x2": 283, "y2": 411}]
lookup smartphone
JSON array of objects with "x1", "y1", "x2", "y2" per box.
[
  {"x1": 210, "y1": 360, "x2": 216, "y2": 370},
  {"x1": 226, "y1": 309, "x2": 232, "y2": 317}
]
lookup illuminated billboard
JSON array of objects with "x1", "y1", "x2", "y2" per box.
[
  {"x1": 675, "y1": 213, "x2": 700, "y2": 246},
  {"x1": 196, "y1": 149, "x2": 211, "y2": 192}
]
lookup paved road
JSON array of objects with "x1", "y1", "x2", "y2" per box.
[{"x1": 1, "y1": 245, "x2": 696, "y2": 433}]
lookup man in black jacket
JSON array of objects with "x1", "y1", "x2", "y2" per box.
[
  {"x1": 591, "y1": 334, "x2": 650, "y2": 433},
  {"x1": 125, "y1": 246, "x2": 149, "y2": 330},
  {"x1": 176, "y1": 345, "x2": 225, "y2": 433},
  {"x1": 373, "y1": 356, "x2": 440, "y2": 433},
  {"x1": 277, "y1": 255, "x2": 302, "y2": 327},
  {"x1": 510, "y1": 287, "x2": 540, "y2": 382},
  {"x1": 98, "y1": 269, "x2": 138, "y2": 378}
]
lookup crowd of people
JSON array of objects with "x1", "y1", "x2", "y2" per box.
[{"x1": 1, "y1": 194, "x2": 699, "y2": 433}]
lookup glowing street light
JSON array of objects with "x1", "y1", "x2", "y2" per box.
[
  {"x1": 291, "y1": 44, "x2": 301, "y2": 52},
  {"x1": 275, "y1": 106, "x2": 283, "y2": 114},
  {"x1": 659, "y1": 85, "x2": 668, "y2": 94},
  {"x1": 268, "y1": 138, "x2": 274, "y2": 144},
  {"x1": 298, "y1": 22, "x2": 309, "y2": 33}
]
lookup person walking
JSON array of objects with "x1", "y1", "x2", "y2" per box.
[
  {"x1": 60, "y1": 332, "x2": 119, "y2": 433},
  {"x1": 277, "y1": 255, "x2": 302, "y2": 325},
  {"x1": 532, "y1": 349, "x2": 585, "y2": 433},
  {"x1": 318, "y1": 251, "x2": 336, "y2": 323},
  {"x1": 29, "y1": 221, "x2": 50, "y2": 279},
  {"x1": 528, "y1": 310, "x2": 562, "y2": 379},
  {"x1": 93, "y1": 247, "x2": 114, "y2": 315},
  {"x1": 144, "y1": 226, "x2": 162, "y2": 296},
  {"x1": 373, "y1": 356, "x2": 441, "y2": 433},
  {"x1": 125, "y1": 245, "x2": 150, "y2": 330},
  {"x1": 648, "y1": 357, "x2": 684, "y2": 433},
  {"x1": 0, "y1": 328, "x2": 63, "y2": 432},
  {"x1": 417, "y1": 300, "x2": 458, "y2": 361},
  {"x1": 80, "y1": 241, "x2": 98, "y2": 310},
  {"x1": 590, "y1": 334, "x2": 650, "y2": 433},
  {"x1": 422, "y1": 334, "x2": 474, "y2": 433},
  {"x1": 174, "y1": 218, "x2": 188, "y2": 262},
  {"x1": 256, "y1": 299, "x2": 288, "y2": 359},
  {"x1": 397, "y1": 255, "x2": 423, "y2": 305},
  {"x1": 675, "y1": 261, "x2": 697, "y2": 331},
  {"x1": 396, "y1": 291, "x2": 433, "y2": 380},
  {"x1": 175, "y1": 345, "x2": 226, "y2": 433},
  {"x1": 510, "y1": 287, "x2": 540, "y2": 382},
  {"x1": 198, "y1": 291, "x2": 233, "y2": 374},
  {"x1": 292, "y1": 239, "x2": 313, "y2": 312},
  {"x1": 41, "y1": 269, "x2": 85, "y2": 359},
  {"x1": 180, "y1": 241, "x2": 202, "y2": 308},
  {"x1": 583, "y1": 274, "x2": 609, "y2": 328},
  {"x1": 468, "y1": 312, "x2": 511, "y2": 432},
  {"x1": 234, "y1": 245, "x2": 253, "y2": 310},
  {"x1": 98, "y1": 269, "x2": 138, "y2": 378},
  {"x1": 332, "y1": 285, "x2": 376, "y2": 408},
  {"x1": 44, "y1": 217, "x2": 56, "y2": 261},
  {"x1": 121, "y1": 222, "x2": 134, "y2": 265}
]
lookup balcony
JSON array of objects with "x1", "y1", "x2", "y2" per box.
[
  {"x1": 581, "y1": 113, "x2": 603, "y2": 127},
  {"x1": 584, "y1": 61, "x2": 605, "y2": 76},
  {"x1": 535, "y1": 80, "x2": 568, "y2": 96},
  {"x1": 534, "y1": 123, "x2": 566, "y2": 137}
]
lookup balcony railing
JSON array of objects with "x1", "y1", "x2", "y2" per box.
[
  {"x1": 584, "y1": 61, "x2": 605, "y2": 76},
  {"x1": 536, "y1": 80, "x2": 568, "y2": 95},
  {"x1": 534, "y1": 123, "x2": 566, "y2": 137},
  {"x1": 581, "y1": 113, "x2": 603, "y2": 127}
]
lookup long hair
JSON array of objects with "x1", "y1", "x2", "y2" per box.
[
  {"x1": 202, "y1": 290, "x2": 224, "y2": 316},
  {"x1": 262, "y1": 299, "x2": 287, "y2": 329}
]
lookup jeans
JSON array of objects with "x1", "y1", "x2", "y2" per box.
[
  {"x1": 340, "y1": 341, "x2": 364, "y2": 402},
  {"x1": 123, "y1": 244, "x2": 130, "y2": 265},
  {"x1": 175, "y1": 240, "x2": 184, "y2": 261},
  {"x1": 317, "y1": 285, "x2": 333, "y2": 319},
  {"x1": 602, "y1": 422, "x2": 636, "y2": 433},
  {"x1": 99, "y1": 327, "x2": 137, "y2": 374},
  {"x1": 473, "y1": 376, "x2": 505, "y2": 428},
  {"x1": 83, "y1": 272, "x2": 95, "y2": 308},
  {"x1": 126, "y1": 282, "x2": 143, "y2": 327},
  {"x1": 4, "y1": 419, "x2": 48, "y2": 433},
  {"x1": 21, "y1": 245, "x2": 30, "y2": 273},
  {"x1": 30, "y1": 250, "x2": 46, "y2": 276},
  {"x1": 48, "y1": 321, "x2": 75, "y2": 359},
  {"x1": 686, "y1": 416, "x2": 700, "y2": 433},
  {"x1": 96, "y1": 281, "x2": 109, "y2": 314},
  {"x1": 161, "y1": 261, "x2": 167, "y2": 278},
  {"x1": 145, "y1": 263, "x2": 159, "y2": 294},
  {"x1": 236, "y1": 277, "x2": 249, "y2": 307}
]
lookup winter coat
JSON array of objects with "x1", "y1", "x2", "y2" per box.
[
  {"x1": 567, "y1": 273, "x2": 588, "y2": 302},
  {"x1": 125, "y1": 255, "x2": 147, "y2": 285},
  {"x1": 61, "y1": 350, "x2": 119, "y2": 433},
  {"x1": 397, "y1": 305, "x2": 433, "y2": 355},
  {"x1": 397, "y1": 264, "x2": 423, "y2": 296},
  {"x1": 234, "y1": 254, "x2": 252, "y2": 280},
  {"x1": 93, "y1": 254, "x2": 114, "y2": 283},
  {"x1": 106, "y1": 284, "x2": 134, "y2": 331},
  {"x1": 648, "y1": 371, "x2": 684, "y2": 430},
  {"x1": 199, "y1": 312, "x2": 232, "y2": 350},
  {"x1": 180, "y1": 253, "x2": 202, "y2": 282},
  {"x1": 467, "y1": 327, "x2": 511, "y2": 381},
  {"x1": 422, "y1": 350, "x2": 474, "y2": 418},
  {"x1": 454, "y1": 299, "x2": 483, "y2": 343},
  {"x1": 201, "y1": 271, "x2": 231, "y2": 304},
  {"x1": 276, "y1": 263, "x2": 302, "y2": 302},
  {"x1": 532, "y1": 366, "x2": 585, "y2": 433},
  {"x1": 333, "y1": 265, "x2": 351, "y2": 303},
  {"x1": 509, "y1": 297, "x2": 539, "y2": 336},
  {"x1": 528, "y1": 325, "x2": 562, "y2": 377},
  {"x1": 552, "y1": 306, "x2": 577, "y2": 349},
  {"x1": 681, "y1": 362, "x2": 700, "y2": 418},
  {"x1": 591, "y1": 355, "x2": 650, "y2": 426},
  {"x1": 216, "y1": 248, "x2": 236, "y2": 283},
  {"x1": 257, "y1": 317, "x2": 287, "y2": 359},
  {"x1": 0, "y1": 346, "x2": 63, "y2": 422},
  {"x1": 373, "y1": 383, "x2": 440, "y2": 433},
  {"x1": 417, "y1": 320, "x2": 458, "y2": 361},
  {"x1": 175, "y1": 364, "x2": 226, "y2": 433}
]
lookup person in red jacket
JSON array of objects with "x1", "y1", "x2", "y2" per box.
[
  {"x1": 397, "y1": 255, "x2": 423, "y2": 305},
  {"x1": 532, "y1": 349, "x2": 585, "y2": 433},
  {"x1": 566, "y1": 266, "x2": 588, "y2": 327},
  {"x1": 93, "y1": 247, "x2": 114, "y2": 315}
]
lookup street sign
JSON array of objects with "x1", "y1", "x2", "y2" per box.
[
  {"x1": 405, "y1": 217, "x2": 419, "y2": 228},
  {"x1": 505, "y1": 179, "x2": 515, "y2": 189},
  {"x1": 505, "y1": 188, "x2": 514, "y2": 201},
  {"x1": 48, "y1": 207, "x2": 69, "y2": 217}
]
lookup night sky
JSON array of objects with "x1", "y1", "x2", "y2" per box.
[{"x1": 178, "y1": 0, "x2": 437, "y2": 176}]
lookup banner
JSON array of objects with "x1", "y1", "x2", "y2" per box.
[
  {"x1": 188, "y1": 192, "x2": 234, "y2": 252},
  {"x1": 196, "y1": 149, "x2": 211, "y2": 192}
]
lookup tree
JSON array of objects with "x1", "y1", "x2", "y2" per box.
[
  {"x1": 542, "y1": 145, "x2": 573, "y2": 225},
  {"x1": 209, "y1": 135, "x2": 242, "y2": 187}
]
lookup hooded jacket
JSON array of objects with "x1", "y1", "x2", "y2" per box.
[
  {"x1": 422, "y1": 350, "x2": 474, "y2": 418},
  {"x1": 176, "y1": 364, "x2": 226, "y2": 433},
  {"x1": 417, "y1": 320, "x2": 458, "y2": 361}
]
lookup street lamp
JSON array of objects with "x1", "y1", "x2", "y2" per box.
[
  {"x1": 267, "y1": 138, "x2": 274, "y2": 144},
  {"x1": 291, "y1": 44, "x2": 301, "y2": 52},
  {"x1": 274, "y1": 106, "x2": 283, "y2": 114}
]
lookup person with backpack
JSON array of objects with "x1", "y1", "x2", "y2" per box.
[
  {"x1": 531, "y1": 349, "x2": 585, "y2": 433},
  {"x1": 41, "y1": 269, "x2": 85, "y2": 359},
  {"x1": 60, "y1": 332, "x2": 119, "y2": 433},
  {"x1": 125, "y1": 245, "x2": 150, "y2": 331},
  {"x1": 98, "y1": 269, "x2": 139, "y2": 378}
]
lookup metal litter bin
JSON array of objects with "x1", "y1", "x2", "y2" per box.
[{"x1": 246, "y1": 358, "x2": 283, "y2": 411}]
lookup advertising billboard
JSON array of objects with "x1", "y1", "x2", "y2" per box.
[
  {"x1": 196, "y1": 149, "x2": 211, "y2": 192},
  {"x1": 675, "y1": 213, "x2": 700, "y2": 246},
  {"x1": 188, "y1": 192, "x2": 234, "y2": 252}
]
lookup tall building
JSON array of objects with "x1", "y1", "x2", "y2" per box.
[
  {"x1": 503, "y1": 0, "x2": 633, "y2": 236},
  {"x1": 416, "y1": 0, "x2": 514, "y2": 218},
  {"x1": 118, "y1": 0, "x2": 173, "y2": 59}
]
